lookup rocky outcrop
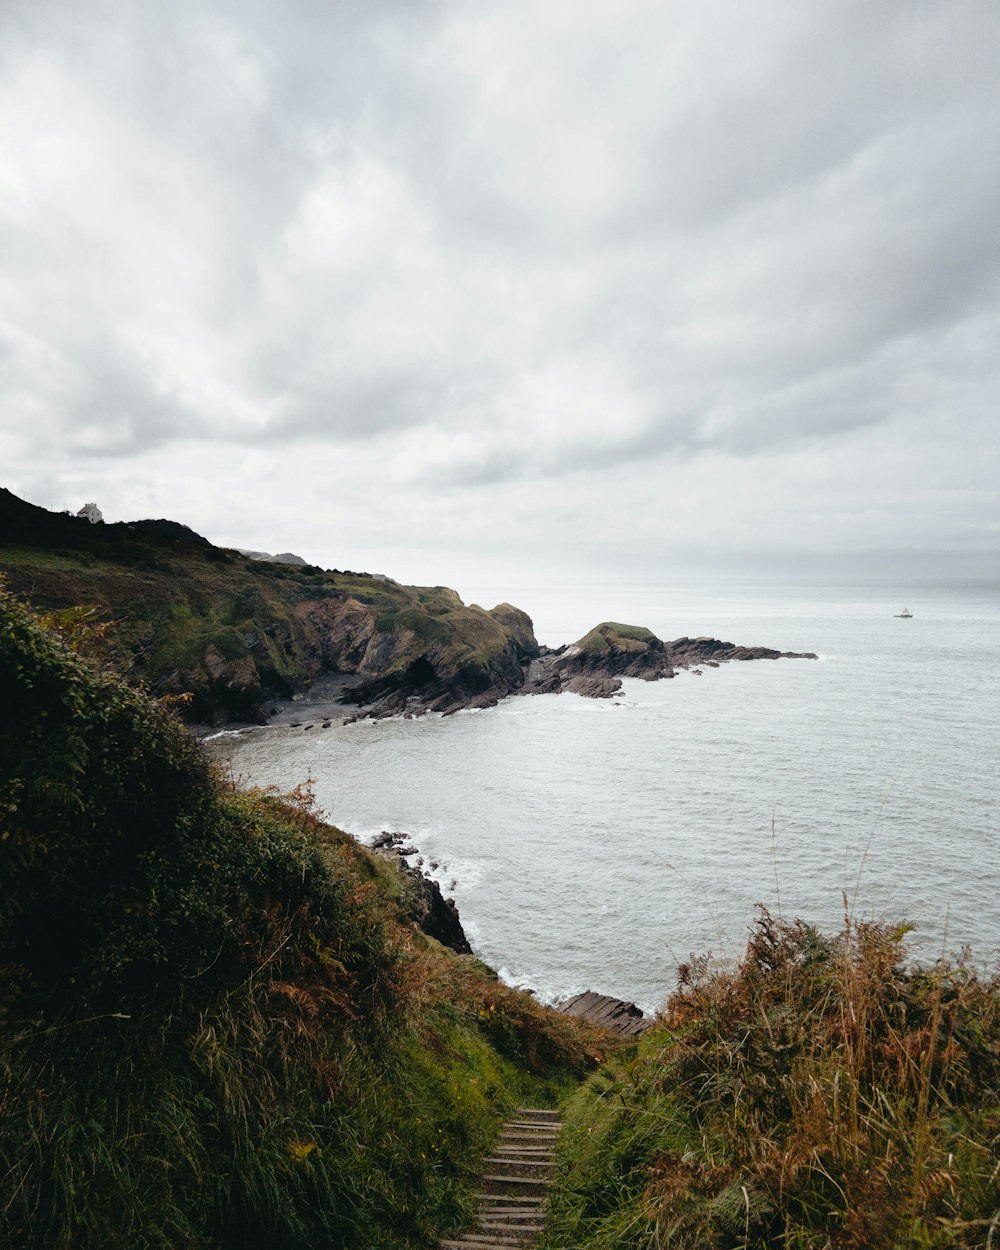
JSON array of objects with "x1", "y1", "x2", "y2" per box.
[
  {"x1": 667, "y1": 636, "x2": 818, "y2": 667},
  {"x1": 370, "y1": 832, "x2": 472, "y2": 954},
  {"x1": 0, "y1": 489, "x2": 816, "y2": 727},
  {"x1": 557, "y1": 990, "x2": 654, "y2": 1038},
  {"x1": 332, "y1": 599, "x2": 539, "y2": 720},
  {"x1": 237, "y1": 549, "x2": 308, "y2": 565},
  {"x1": 520, "y1": 622, "x2": 816, "y2": 701}
]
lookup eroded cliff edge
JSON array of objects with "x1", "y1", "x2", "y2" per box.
[{"x1": 0, "y1": 488, "x2": 815, "y2": 726}]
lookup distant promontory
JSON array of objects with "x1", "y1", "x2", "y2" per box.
[{"x1": 0, "y1": 488, "x2": 815, "y2": 726}]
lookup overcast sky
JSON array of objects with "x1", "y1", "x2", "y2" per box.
[{"x1": 2, "y1": 0, "x2": 998, "y2": 590}]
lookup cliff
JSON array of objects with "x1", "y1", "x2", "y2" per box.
[
  {"x1": 0, "y1": 488, "x2": 539, "y2": 724},
  {"x1": 0, "y1": 489, "x2": 814, "y2": 726}
]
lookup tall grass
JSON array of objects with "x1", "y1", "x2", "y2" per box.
[
  {"x1": 544, "y1": 908, "x2": 999, "y2": 1249},
  {"x1": 0, "y1": 586, "x2": 597, "y2": 1247}
]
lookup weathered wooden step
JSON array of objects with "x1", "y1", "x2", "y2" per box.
[
  {"x1": 440, "y1": 1109, "x2": 562, "y2": 1249},
  {"x1": 479, "y1": 1197, "x2": 547, "y2": 1208},
  {"x1": 441, "y1": 1240, "x2": 530, "y2": 1249},
  {"x1": 484, "y1": 1157, "x2": 552, "y2": 1168},
  {"x1": 442, "y1": 1243, "x2": 531, "y2": 1249},
  {"x1": 480, "y1": 1230, "x2": 542, "y2": 1240},
  {"x1": 477, "y1": 1210, "x2": 542, "y2": 1220},
  {"x1": 479, "y1": 1207, "x2": 545, "y2": 1218},
  {"x1": 482, "y1": 1172, "x2": 550, "y2": 1185}
]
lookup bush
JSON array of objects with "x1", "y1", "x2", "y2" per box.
[{"x1": 544, "y1": 909, "x2": 1000, "y2": 1250}]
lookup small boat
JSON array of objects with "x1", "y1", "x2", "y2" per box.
[{"x1": 894, "y1": 607, "x2": 913, "y2": 618}]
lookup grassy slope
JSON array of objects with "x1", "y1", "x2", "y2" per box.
[
  {"x1": 542, "y1": 912, "x2": 999, "y2": 1250},
  {"x1": 0, "y1": 488, "x2": 536, "y2": 723},
  {"x1": 0, "y1": 587, "x2": 597, "y2": 1249}
]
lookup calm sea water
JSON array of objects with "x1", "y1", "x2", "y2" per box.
[{"x1": 211, "y1": 579, "x2": 1000, "y2": 1013}]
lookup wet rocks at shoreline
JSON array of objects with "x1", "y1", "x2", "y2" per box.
[
  {"x1": 557, "y1": 989, "x2": 655, "y2": 1038},
  {"x1": 370, "y1": 831, "x2": 472, "y2": 955},
  {"x1": 268, "y1": 620, "x2": 816, "y2": 728},
  {"x1": 519, "y1": 623, "x2": 817, "y2": 702}
]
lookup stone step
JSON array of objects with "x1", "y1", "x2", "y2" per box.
[
  {"x1": 479, "y1": 1207, "x2": 545, "y2": 1219},
  {"x1": 487, "y1": 1155, "x2": 555, "y2": 1165}
]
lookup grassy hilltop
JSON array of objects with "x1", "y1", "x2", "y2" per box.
[
  {"x1": 0, "y1": 488, "x2": 537, "y2": 723},
  {"x1": 0, "y1": 588, "x2": 598, "y2": 1249}
]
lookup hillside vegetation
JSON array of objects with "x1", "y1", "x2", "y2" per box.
[
  {"x1": 0, "y1": 488, "x2": 537, "y2": 724},
  {"x1": 0, "y1": 586, "x2": 598, "y2": 1249},
  {"x1": 542, "y1": 910, "x2": 1000, "y2": 1249}
]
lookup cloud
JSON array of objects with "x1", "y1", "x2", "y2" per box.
[{"x1": 0, "y1": 0, "x2": 998, "y2": 575}]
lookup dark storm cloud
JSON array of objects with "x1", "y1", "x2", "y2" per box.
[{"x1": 1, "y1": 0, "x2": 998, "y2": 568}]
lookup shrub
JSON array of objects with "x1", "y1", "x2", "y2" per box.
[{"x1": 544, "y1": 908, "x2": 1000, "y2": 1250}]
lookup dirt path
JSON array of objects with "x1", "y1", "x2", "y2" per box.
[{"x1": 440, "y1": 1108, "x2": 561, "y2": 1249}]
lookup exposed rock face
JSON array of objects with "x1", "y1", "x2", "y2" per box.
[
  {"x1": 331, "y1": 599, "x2": 539, "y2": 720},
  {"x1": 558, "y1": 990, "x2": 654, "y2": 1038},
  {"x1": 370, "y1": 832, "x2": 472, "y2": 954},
  {"x1": 0, "y1": 489, "x2": 816, "y2": 727},
  {"x1": 667, "y1": 636, "x2": 817, "y2": 666},
  {"x1": 521, "y1": 621, "x2": 816, "y2": 701}
]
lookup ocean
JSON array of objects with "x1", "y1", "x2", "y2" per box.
[{"x1": 209, "y1": 577, "x2": 1000, "y2": 1014}]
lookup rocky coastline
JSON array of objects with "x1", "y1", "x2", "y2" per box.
[
  {"x1": 369, "y1": 830, "x2": 472, "y2": 955},
  {"x1": 0, "y1": 488, "x2": 817, "y2": 729},
  {"x1": 276, "y1": 619, "x2": 817, "y2": 728}
]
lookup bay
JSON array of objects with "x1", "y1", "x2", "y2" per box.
[{"x1": 211, "y1": 577, "x2": 1000, "y2": 1013}]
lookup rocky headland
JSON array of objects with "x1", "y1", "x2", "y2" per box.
[
  {"x1": 0, "y1": 487, "x2": 816, "y2": 727},
  {"x1": 519, "y1": 620, "x2": 817, "y2": 701}
]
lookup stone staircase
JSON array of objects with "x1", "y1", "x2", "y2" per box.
[{"x1": 440, "y1": 1108, "x2": 561, "y2": 1249}]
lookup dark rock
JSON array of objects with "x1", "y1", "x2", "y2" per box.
[
  {"x1": 371, "y1": 834, "x2": 472, "y2": 955},
  {"x1": 370, "y1": 830, "x2": 408, "y2": 852},
  {"x1": 557, "y1": 990, "x2": 654, "y2": 1038},
  {"x1": 563, "y1": 674, "x2": 622, "y2": 698},
  {"x1": 519, "y1": 622, "x2": 816, "y2": 704}
]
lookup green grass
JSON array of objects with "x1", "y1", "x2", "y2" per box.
[
  {"x1": 0, "y1": 587, "x2": 596, "y2": 1248},
  {"x1": 542, "y1": 910, "x2": 1000, "y2": 1249},
  {"x1": 0, "y1": 513, "x2": 539, "y2": 724},
  {"x1": 575, "y1": 622, "x2": 658, "y2": 656}
]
